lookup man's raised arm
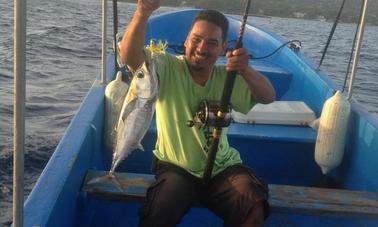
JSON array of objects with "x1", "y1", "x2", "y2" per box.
[{"x1": 119, "y1": 0, "x2": 164, "y2": 71}]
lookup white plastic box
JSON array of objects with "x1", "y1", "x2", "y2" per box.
[{"x1": 232, "y1": 101, "x2": 316, "y2": 126}]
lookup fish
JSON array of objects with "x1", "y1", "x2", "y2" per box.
[
  {"x1": 88, "y1": 56, "x2": 158, "y2": 190},
  {"x1": 111, "y1": 57, "x2": 158, "y2": 174}
]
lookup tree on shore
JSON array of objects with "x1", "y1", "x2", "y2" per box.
[{"x1": 121, "y1": 0, "x2": 378, "y2": 25}]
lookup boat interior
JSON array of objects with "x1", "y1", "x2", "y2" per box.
[{"x1": 24, "y1": 9, "x2": 378, "y2": 227}]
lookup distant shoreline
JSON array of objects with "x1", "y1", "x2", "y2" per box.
[{"x1": 118, "y1": 0, "x2": 378, "y2": 26}]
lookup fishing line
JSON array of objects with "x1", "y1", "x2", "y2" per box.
[
  {"x1": 167, "y1": 40, "x2": 302, "y2": 60},
  {"x1": 250, "y1": 40, "x2": 302, "y2": 59}
]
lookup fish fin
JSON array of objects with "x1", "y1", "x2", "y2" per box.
[
  {"x1": 120, "y1": 97, "x2": 137, "y2": 122},
  {"x1": 114, "y1": 96, "x2": 137, "y2": 143},
  {"x1": 135, "y1": 143, "x2": 144, "y2": 152}
]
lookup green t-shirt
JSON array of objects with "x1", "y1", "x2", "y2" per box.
[{"x1": 146, "y1": 49, "x2": 254, "y2": 178}]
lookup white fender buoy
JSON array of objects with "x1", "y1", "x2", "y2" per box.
[
  {"x1": 104, "y1": 71, "x2": 129, "y2": 150},
  {"x1": 315, "y1": 91, "x2": 351, "y2": 174}
]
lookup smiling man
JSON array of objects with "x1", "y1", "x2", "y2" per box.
[{"x1": 120, "y1": 0, "x2": 275, "y2": 226}]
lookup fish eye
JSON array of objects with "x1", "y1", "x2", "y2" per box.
[{"x1": 136, "y1": 71, "x2": 144, "y2": 78}]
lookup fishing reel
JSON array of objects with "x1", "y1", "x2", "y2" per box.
[
  {"x1": 187, "y1": 100, "x2": 231, "y2": 150},
  {"x1": 187, "y1": 100, "x2": 232, "y2": 129}
]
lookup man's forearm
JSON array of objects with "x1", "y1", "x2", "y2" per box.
[
  {"x1": 225, "y1": 48, "x2": 275, "y2": 104},
  {"x1": 241, "y1": 66, "x2": 276, "y2": 104},
  {"x1": 120, "y1": 0, "x2": 163, "y2": 71},
  {"x1": 119, "y1": 12, "x2": 149, "y2": 71}
]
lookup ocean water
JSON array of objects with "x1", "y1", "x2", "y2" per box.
[{"x1": 0, "y1": 0, "x2": 377, "y2": 225}]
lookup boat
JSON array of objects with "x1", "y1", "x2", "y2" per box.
[{"x1": 21, "y1": 7, "x2": 378, "y2": 227}]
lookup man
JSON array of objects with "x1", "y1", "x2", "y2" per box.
[{"x1": 120, "y1": 0, "x2": 276, "y2": 226}]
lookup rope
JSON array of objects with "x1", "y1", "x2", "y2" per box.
[{"x1": 250, "y1": 40, "x2": 302, "y2": 60}]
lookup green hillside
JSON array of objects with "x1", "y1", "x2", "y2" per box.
[{"x1": 152, "y1": 0, "x2": 378, "y2": 25}]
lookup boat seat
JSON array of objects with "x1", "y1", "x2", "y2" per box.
[{"x1": 82, "y1": 170, "x2": 378, "y2": 218}]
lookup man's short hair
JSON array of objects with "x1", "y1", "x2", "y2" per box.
[{"x1": 191, "y1": 10, "x2": 229, "y2": 41}]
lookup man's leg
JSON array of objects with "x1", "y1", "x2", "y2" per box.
[
  {"x1": 241, "y1": 201, "x2": 265, "y2": 227},
  {"x1": 139, "y1": 161, "x2": 200, "y2": 227},
  {"x1": 203, "y1": 164, "x2": 270, "y2": 227}
]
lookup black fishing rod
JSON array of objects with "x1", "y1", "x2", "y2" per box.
[
  {"x1": 219, "y1": 1, "x2": 251, "y2": 114},
  {"x1": 318, "y1": 0, "x2": 347, "y2": 69},
  {"x1": 113, "y1": 0, "x2": 119, "y2": 73},
  {"x1": 187, "y1": 0, "x2": 252, "y2": 185}
]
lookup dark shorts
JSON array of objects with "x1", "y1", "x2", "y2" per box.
[{"x1": 139, "y1": 158, "x2": 270, "y2": 227}]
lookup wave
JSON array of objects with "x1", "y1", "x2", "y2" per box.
[{"x1": 0, "y1": 71, "x2": 12, "y2": 80}]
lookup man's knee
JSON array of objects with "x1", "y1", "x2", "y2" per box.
[
  {"x1": 139, "y1": 169, "x2": 199, "y2": 226},
  {"x1": 241, "y1": 201, "x2": 265, "y2": 227}
]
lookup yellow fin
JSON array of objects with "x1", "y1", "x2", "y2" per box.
[{"x1": 146, "y1": 39, "x2": 168, "y2": 54}]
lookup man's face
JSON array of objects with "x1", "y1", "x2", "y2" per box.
[{"x1": 184, "y1": 20, "x2": 226, "y2": 71}]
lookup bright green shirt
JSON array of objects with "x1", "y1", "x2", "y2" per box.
[{"x1": 146, "y1": 49, "x2": 254, "y2": 178}]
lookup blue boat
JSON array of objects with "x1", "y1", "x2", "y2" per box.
[{"x1": 22, "y1": 9, "x2": 378, "y2": 226}]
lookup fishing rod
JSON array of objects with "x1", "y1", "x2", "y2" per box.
[
  {"x1": 113, "y1": 0, "x2": 119, "y2": 73},
  {"x1": 187, "y1": 0, "x2": 252, "y2": 185},
  {"x1": 318, "y1": 0, "x2": 347, "y2": 69}
]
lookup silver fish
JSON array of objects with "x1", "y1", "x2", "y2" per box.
[
  {"x1": 88, "y1": 57, "x2": 158, "y2": 190},
  {"x1": 111, "y1": 58, "x2": 158, "y2": 173}
]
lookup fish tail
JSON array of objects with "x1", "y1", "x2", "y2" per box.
[
  {"x1": 86, "y1": 174, "x2": 110, "y2": 185},
  {"x1": 108, "y1": 172, "x2": 124, "y2": 192},
  {"x1": 86, "y1": 172, "x2": 124, "y2": 192}
]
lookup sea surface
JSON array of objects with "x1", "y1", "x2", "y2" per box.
[{"x1": 1, "y1": 0, "x2": 377, "y2": 225}]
